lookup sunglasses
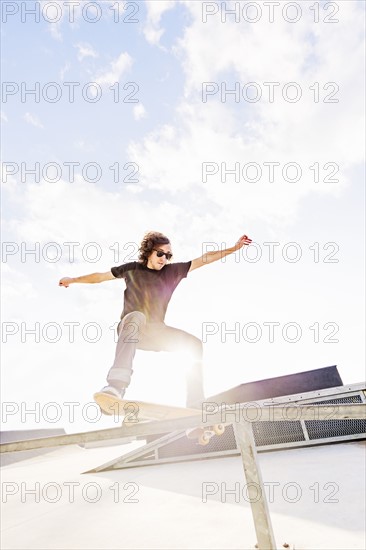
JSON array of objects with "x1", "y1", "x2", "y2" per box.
[{"x1": 153, "y1": 249, "x2": 173, "y2": 261}]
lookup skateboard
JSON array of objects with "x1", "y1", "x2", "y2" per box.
[{"x1": 93, "y1": 391, "x2": 225, "y2": 445}]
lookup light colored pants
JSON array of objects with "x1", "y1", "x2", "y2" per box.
[{"x1": 107, "y1": 311, "x2": 205, "y2": 408}]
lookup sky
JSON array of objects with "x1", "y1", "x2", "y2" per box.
[{"x1": 1, "y1": 0, "x2": 365, "y2": 433}]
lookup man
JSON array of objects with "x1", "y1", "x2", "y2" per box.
[{"x1": 59, "y1": 231, "x2": 252, "y2": 409}]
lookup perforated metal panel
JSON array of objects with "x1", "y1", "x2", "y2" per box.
[
  {"x1": 252, "y1": 421, "x2": 305, "y2": 446},
  {"x1": 153, "y1": 387, "x2": 366, "y2": 461},
  {"x1": 306, "y1": 419, "x2": 366, "y2": 439},
  {"x1": 305, "y1": 395, "x2": 365, "y2": 439},
  {"x1": 312, "y1": 395, "x2": 363, "y2": 404}
]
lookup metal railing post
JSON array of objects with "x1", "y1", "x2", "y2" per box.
[{"x1": 234, "y1": 420, "x2": 277, "y2": 550}]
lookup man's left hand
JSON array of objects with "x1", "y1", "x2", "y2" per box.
[{"x1": 234, "y1": 234, "x2": 252, "y2": 250}]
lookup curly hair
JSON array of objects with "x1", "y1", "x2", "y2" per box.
[{"x1": 138, "y1": 231, "x2": 171, "y2": 265}]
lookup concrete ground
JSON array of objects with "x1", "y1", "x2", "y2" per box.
[{"x1": 1, "y1": 440, "x2": 365, "y2": 549}]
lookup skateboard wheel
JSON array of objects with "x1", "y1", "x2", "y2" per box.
[
  {"x1": 198, "y1": 433, "x2": 211, "y2": 445},
  {"x1": 213, "y1": 424, "x2": 225, "y2": 435}
]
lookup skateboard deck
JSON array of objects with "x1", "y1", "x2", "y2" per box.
[
  {"x1": 93, "y1": 391, "x2": 225, "y2": 445},
  {"x1": 93, "y1": 391, "x2": 200, "y2": 423}
]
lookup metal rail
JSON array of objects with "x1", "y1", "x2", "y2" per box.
[{"x1": 1, "y1": 404, "x2": 365, "y2": 454}]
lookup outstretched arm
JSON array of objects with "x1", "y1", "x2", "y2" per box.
[
  {"x1": 189, "y1": 234, "x2": 252, "y2": 272},
  {"x1": 59, "y1": 271, "x2": 115, "y2": 288}
]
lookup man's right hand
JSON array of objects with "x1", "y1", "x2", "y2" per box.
[
  {"x1": 59, "y1": 277, "x2": 73, "y2": 288},
  {"x1": 59, "y1": 272, "x2": 115, "y2": 286}
]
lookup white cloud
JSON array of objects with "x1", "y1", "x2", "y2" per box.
[
  {"x1": 49, "y1": 23, "x2": 63, "y2": 42},
  {"x1": 40, "y1": 0, "x2": 84, "y2": 41},
  {"x1": 59, "y1": 62, "x2": 71, "y2": 80},
  {"x1": 4, "y1": 176, "x2": 189, "y2": 247},
  {"x1": 1, "y1": 164, "x2": 18, "y2": 195},
  {"x1": 74, "y1": 42, "x2": 99, "y2": 62},
  {"x1": 24, "y1": 112, "x2": 44, "y2": 129},
  {"x1": 40, "y1": 0, "x2": 65, "y2": 41},
  {"x1": 1, "y1": 264, "x2": 37, "y2": 301},
  {"x1": 94, "y1": 52, "x2": 133, "y2": 87},
  {"x1": 143, "y1": 0, "x2": 176, "y2": 45},
  {"x1": 127, "y1": 0, "x2": 364, "y2": 231},
  {"x1": 126, "y1": 184, "x2": 143, "y2": 194},
  {"x1": 133, "y1": 104, "x2": 147, "y2": 120}
]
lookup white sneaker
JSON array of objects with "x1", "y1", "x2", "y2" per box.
[{"x1": 100, "y1": 385, "x2": 126, "y2": 399}]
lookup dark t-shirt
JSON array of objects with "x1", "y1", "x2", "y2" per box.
[{"x1": 111, "y1": 261, "x2": 192, "y2": 322}]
